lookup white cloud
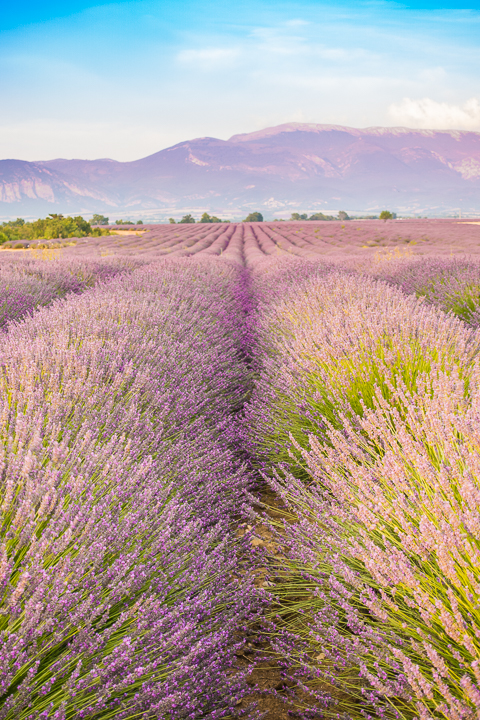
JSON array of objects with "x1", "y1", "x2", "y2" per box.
[{"x1": 388, "y1": 97, "x2": 480, "y2": 130}]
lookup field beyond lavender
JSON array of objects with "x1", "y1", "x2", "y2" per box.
[{"x1": 2, "y1": 219, "x2": 480, "y2": 720}]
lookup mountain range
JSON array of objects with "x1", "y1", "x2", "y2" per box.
[{"x1": 2, "y1": 122, "x2": 480, "y2": 219}]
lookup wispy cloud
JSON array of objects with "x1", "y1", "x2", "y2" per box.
[{"x1": 388, "y1": 97, "x2": 480, "y2": 130}]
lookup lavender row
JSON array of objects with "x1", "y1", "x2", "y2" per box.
[
  {"x1": 244, "y1": 256, "x2": 480, "y2": 718},
  {"x1": 0, "y1": 256, "x2": 143, "y2": 329},
  {"x1": 0, "y1": 257, "x2": 260, "y2": 719},
  {"x1": 363, "y1": 255, "x2": 480, "y2": 326}
]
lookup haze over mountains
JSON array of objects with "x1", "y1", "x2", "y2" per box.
[{"x1": 1, "y1": 123, "x2": 480, "y2": 219}]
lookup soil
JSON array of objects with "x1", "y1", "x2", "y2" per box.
[{"x1": 234, "y1": 487, "x2": 334, "y2": 719}]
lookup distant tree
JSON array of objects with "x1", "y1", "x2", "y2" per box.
[
  {"x1": 0, "y1": 219, "x2": 25, "y2": 242},
  {"x1": 137, "y1": 220, "x2": 143, "y2": 224},
  {"x1": 72, "y1": 216, "x2": 92, "y2": 235},
  {"x1": 200, "y1": 212, "x2": 224, "y2": 223},
  {"x1": 179, "y1": 214, "x2": 196, "y2": 224},
  {"x1": 338, "y1": 211, "x2": 350, "y2": 221},
  {"x1": 168, "y1": 218, "x2": 176, "y2": 224},
  {"x1": 115, "y1": 219, "x2": 134, "y2": 225},
  {"x1": 91, "y1": 214, "x2": 109, "y2": 225},
  {"x1": 379, "y1": 210, "x2": 394, "y2": 221},
  {"x1": 0, "y1": 214, "x2": 98, "y2": 241},
  {"x1": 290, "y1": 213, "x2": 308, "y2": 221},
  {"x1": 309, "y1": 212, "x2": 335, "y2": 221},
  {"x1": 243, "y1": 212, "x2": 263, "y2": 222},
  {"x1": 31, "y1": 215, "x2": 92, "y2": 239}
]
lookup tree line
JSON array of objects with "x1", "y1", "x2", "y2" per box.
[
  {"x1": 288, "y1": 211, "x2": 395, "y2": 221},
  {"x1": 168, "y1": 213, "x2": 230, "y2": 224},
  {"x1": 167, "y1": 211, "x2": 397, "y2": 223}
]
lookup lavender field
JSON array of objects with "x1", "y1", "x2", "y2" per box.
[{"x1": 2, "y1": 220, "x2": 480, "y2": 719}]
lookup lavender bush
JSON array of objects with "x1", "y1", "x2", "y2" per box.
[
  {"x1": 245, "y1": 268, "x2": 479, "y2": 473},
  {"x1": 287, "y1": 369, "x2": 480, "y2": 719},
  {"x1": 0, "y1": 256, "x2": 142, "y2": 328},
  {"x1": 245, "y1": 259, "x2": 480, "y2": 718},
  {"x1": 249, "y1": 255, "x2": 335, "y2": 311},
  {"x1": 370, "y1": 255, "x2": 480, "y2": 326},
  {"x1": 0, "y1": 257, "x2": 260, "y2": 719}
]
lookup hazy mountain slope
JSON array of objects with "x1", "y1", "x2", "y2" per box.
[
  {"x1": 2, "y1": 123, "x2": 480, "y2": 218},
  {"x1": 0, "y1": 159, "x2": 119, "y2": 216}
]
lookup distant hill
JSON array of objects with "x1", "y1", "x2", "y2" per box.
[{"x1": 2, "y1": 123, "x2": 480, "y2": 218}]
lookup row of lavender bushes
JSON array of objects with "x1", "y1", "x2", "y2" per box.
[
  {"x1": 0, "y1": 257, "x2": 261, "y2": 719},
  {"x1": 0, "y1": 256, "x2": 143, "y2": 329},
  {"x1": 366, "y1": 255, "x2": 480, "y2": 326},
  {"x1": 245, "y1": 256, "x2": 480, "y2": 719}
]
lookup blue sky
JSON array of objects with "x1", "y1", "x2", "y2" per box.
[{"x1": 1, "y1": 0, "x2": 480, "y2": 160}]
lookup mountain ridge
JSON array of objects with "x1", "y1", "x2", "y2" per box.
[
  {"x1": 228, "y1": 122, "x2": 480, "y2": 142},
  {"x1": 2, "y1": 122, "x2": 480, "y2": 218}
]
